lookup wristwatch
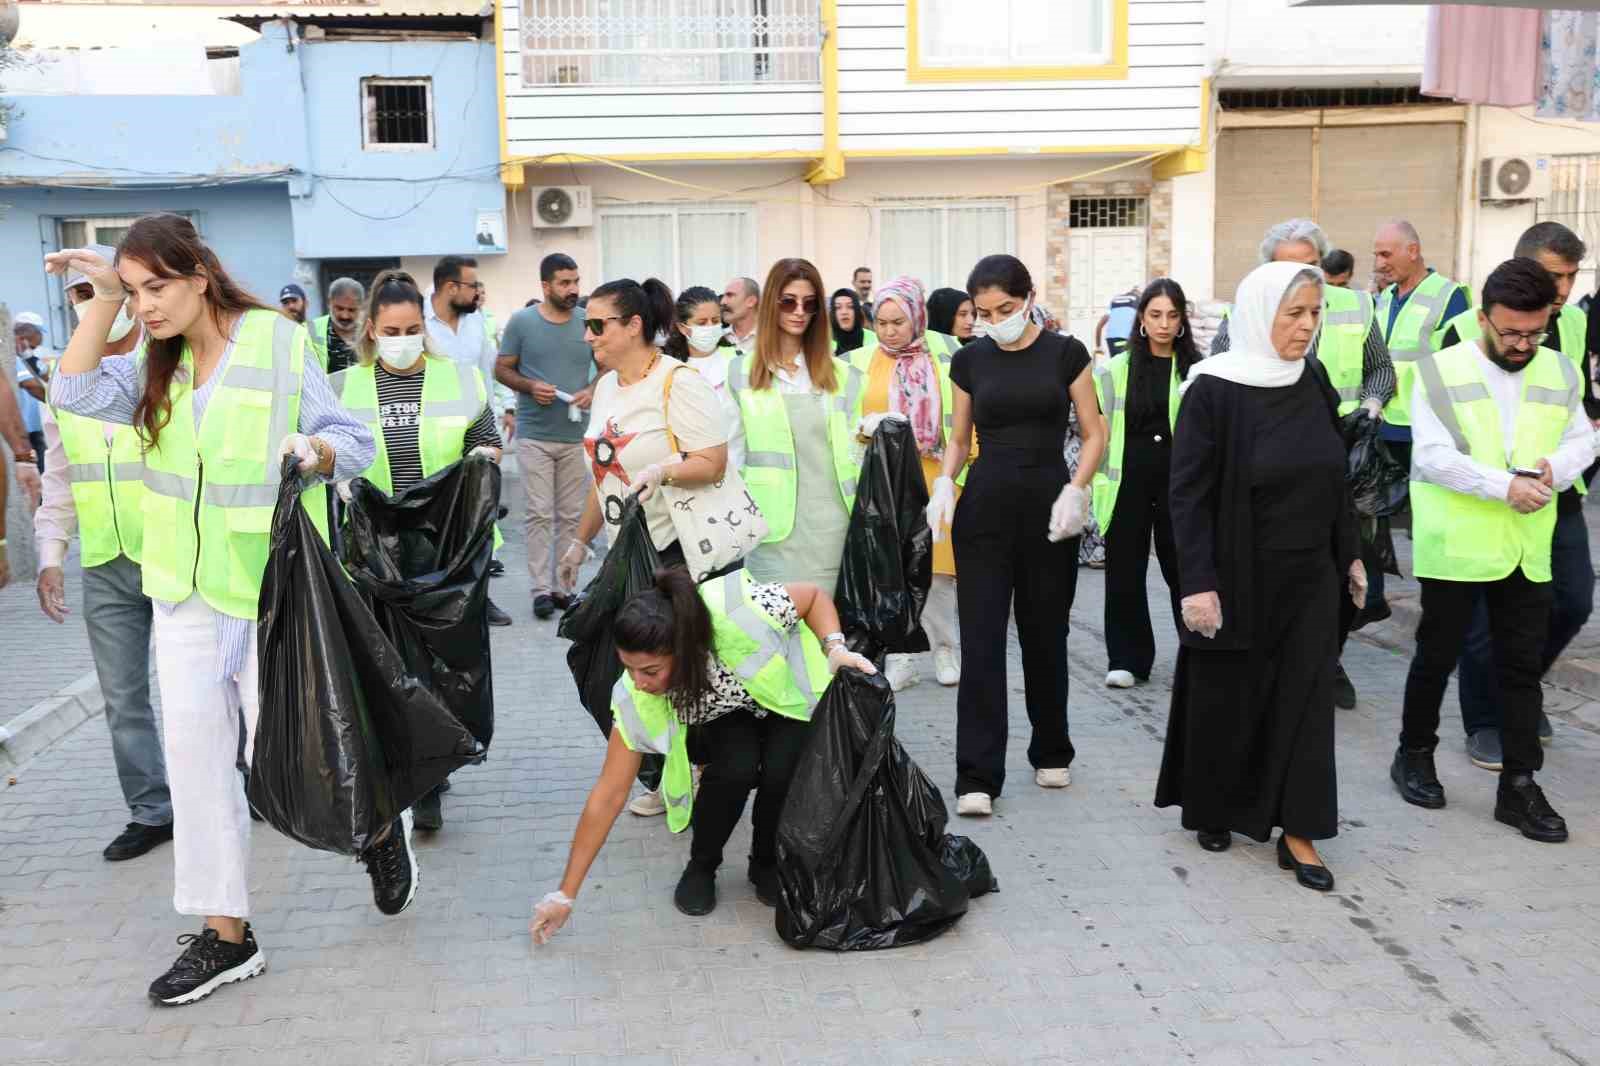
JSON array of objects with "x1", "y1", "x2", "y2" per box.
[{"x1": 822, "y1": 632, "x2": 846, "y2": 651}]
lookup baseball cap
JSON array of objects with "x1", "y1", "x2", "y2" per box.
[
  {"x1": 14, "y1": 311, "x2": 45, "y2": 330},
  {"x1": 279, "y1": 283, "x2": 307, "y2": 303},
  {"x1": 63, "y1": 244, "x2": 119, "y2": 291}
]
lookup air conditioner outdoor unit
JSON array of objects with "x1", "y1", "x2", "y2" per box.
[
  {"x1": 1480, "y1": 155, "x2": 1550, "y2": 202},
  {"x1": 531, "y1": 185, "x2": 593, "y2": 228}
]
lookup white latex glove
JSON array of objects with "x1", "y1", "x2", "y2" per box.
[
  {"x1": 278, "y1": 433, "x2": 318, "y2": 474},
  {"x1": 826, "y1": 645, "x2": 878, "y2": 676},
  {"x1": 856, "y1": 411, "x2": 908, "y2": 438},
  {"x1": 529, "y1": 890, "x2": 574, "y2": 946},
  {"x1": 926, "y1": 475, "x2": 956, "y2": 543},
  {"x1": 1047, "y1": 484, "x2": 1089, "y2": 543},
  {"x1": 557, "y1": 539, "x2": 593, "y2": 592},
  {"x1": 629, "y1": 462, "x2": 672, "y2": 502},
  {"x1": 43, "y1": 247, "x2": 124, "y2": 302},
  {"x1": 1360, "y1": 397, "x2": 1383, "y2": 421},
  {"x1": 335, "y1": 478, "x2": 354, "y2": 504},
  {"x1": 14, "y1": 460, "x2": 42, "y2": 510},
  {"x1": 1181, "y1": 592, "x2": 1223, "y2": 639},
  {"x1": 1348, "y1": 559, "x2": 1368, "y2": 610}
]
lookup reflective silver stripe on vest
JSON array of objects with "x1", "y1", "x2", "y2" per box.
[
  {"x1": 839, "y1": 477, "x2": 857, "y2": 498},
  {"x1": 205, "y1": 482, "x2": 280, "y2": 508},
  {"x1": 935, "y1": 344, "x2": 955, "y2": 436},
  {"x1": 722, "y1": 578, "x2": 817, "y2": 706},
  {"x1": 1544, "y1": 352, "x2": 1582, "y2": 413},
  {"x1": 1446, "y1": 383, "x2": 1491, "y2": 404},
  {"x1": 267, "y1": 314, "x2": 302, "y2": 447},
  {"x1": 425, "y1": 364, "x2": 484, "y2": 419},
  {"x1": 745, "y1": 450, "x2": 795, "y2": 470},
  {"x1": 1386, "y1": 285, "x2": 1454, "y2": 361},
  {"x1": 111, "y1": 461, "x2": 143, "y2": 482},
  {"x1": 1095, "y1": 366, "x2": 1120, "y2": 482},
  {"x1": 329, "y1": 369, "x2": 350, "y2": 395},
  {"x1": 1335, "y1": 386, "x2": 1361, "y2": 402},
  {"x1": 726, "y1": 355, "x2": 748, "y2": 396},
  {"x1": 839, "y1": 363, "x2": 864, "y2": 418},
  {"x1": 65, "y1": 462, "x2": 107, "y2": 484},
  {"x1": 143, "y1": 468, "x2": 197, "y2": 500},
  {"x1": 1413, "y1": 353, "x2": 1472, "y2": 455},
  {"x1": 1324, "y1": 307, "x2": 1369, "y2": 327},
  {"x1": 1524, "y1": 385, "x2": 1572, "y2": 407},
  {"x1": 612, "y1": 684, "x2": 673, "y2": 755}
]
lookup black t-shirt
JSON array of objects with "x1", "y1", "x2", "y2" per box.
[
  {"x1": 949, "y1": 329, "x2": 1090, "y2": 451},
  {"x1": 1127, "y1": 350, "x2": 1174, "y2": 437}
]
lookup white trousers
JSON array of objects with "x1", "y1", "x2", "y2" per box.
[{"x1": 153, "y1": 595, "x2": 260, "y2": 918}]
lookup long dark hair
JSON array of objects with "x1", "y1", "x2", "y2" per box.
[
  {"x1": 117, "y1": 213, "x2": 273, "y2": 448},
  {"x1": 1126, "y1": 277, "x2": 1201, "y2": 428},
  {"x1": 663, "y1": 285, "x2": 728, "y2": 362},
  {"x1": 829, "y1": 288, "x2": 865, "y2": 353},
  {"x1": 927, "y1": 287, "x2": 971, "y2": 338},
  {"x1": 613, "y1": 567, "x2": 715, "y2": 717},
  {"x1": 642, "y1": 278, "x2": 675, "y2": 354}
]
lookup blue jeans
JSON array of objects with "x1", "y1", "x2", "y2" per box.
[
  {"x1": 82, "y1": 554, "x2": 172, "y2": 825},
  {"x1": 1457, "y1": 498, "x2": 1595, "y2": 736}
]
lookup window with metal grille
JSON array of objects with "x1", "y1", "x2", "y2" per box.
[
  {"x1": 1069, "y1": 197, "x2": 1147, "y2": 229},
  {"x1": 1219, "y1": 86, "x2": 1429, "y2": 111},
  {"x1": 520, "y1": 0, "x2": 821, "y2": 88},
  {"x1": 362, "y1": 78, "x2": 433, "y2": 150},
  {"x1": 1537, "y1": 153, "x2": 1600, "y2": 296}
]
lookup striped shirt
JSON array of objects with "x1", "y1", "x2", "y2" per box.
[{"x1": 373, "y1": 362, "x2": 502, "y2": 495}]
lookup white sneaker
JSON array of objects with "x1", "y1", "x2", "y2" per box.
[
  {"x1": 1105, "y1": 669, "x2": 1136, "y2": 689},
  {"x1": 627, "y1": 788, "x2": 667, "y2": 817},
  {"x1": 1035, "y1": 768, "x2": 1072, "y2": 789},
  {"x1": 934, "y1": 647, "x2": 961, "y2": 687},
  {"x1": 956, "y1": 792, "x2": 992, "y2": 816},
  {"x1": 884, "y1": 655, "x2": 919, "y2": 692}
]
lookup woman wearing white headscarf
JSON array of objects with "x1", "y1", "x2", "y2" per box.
[{"x1": 1154, "y1": 261, "x2": 1364, "y2": 892}]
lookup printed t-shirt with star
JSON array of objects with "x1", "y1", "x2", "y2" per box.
[{"x1": 584, "y1": 356, "x2": 727, "y2": 551}]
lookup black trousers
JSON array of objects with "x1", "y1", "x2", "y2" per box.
[
  {"x1": 1102, "y1": 438, "x2": 1178, "y2": 678},
  {"x1": 952, "y1": 452, "x2": 1079, "y2": 797},
  {"x1": 687, "y1": 710, "x2": 810, "y2": 870},
  {"x1": 1401, "y1": 571, "x2": 1552, "y2": 774}
]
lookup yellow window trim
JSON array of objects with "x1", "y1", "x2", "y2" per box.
[{"x1": 905, "y1": 0, "x2": 1129, "y2": 84}]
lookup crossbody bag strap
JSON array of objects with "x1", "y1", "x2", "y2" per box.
[{"x1": 661, "y1": 362, "x2": 688, "y2": 457}]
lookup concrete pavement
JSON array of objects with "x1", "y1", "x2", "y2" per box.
[{"x1": 2, "y1": 477, "x2": 1599, "y2": 1065}]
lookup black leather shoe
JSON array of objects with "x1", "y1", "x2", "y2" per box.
[
  {"x1": 488, "y1": 559, "x2": 505, "y2": 577},
  {"x1": 1277, "y1": 835, "x2": 1334, "y2": 892},
  {"x1": 551, "y1": 592, "x2": 577, "y2": 610},
  {"x1": 748, "y1": 860, "x2": 781, "y2": 906},
  {"x1": 1494, "y1": 772, "x2": 1568, "y2": 843},
  {"x1": 1196, "y1": 830, "x2": 1231, "y2": 853},
  {"x1": 533, "y1": 594, "x2": 556, "y2": 620},
  {"x1": 104, "y1": 821, "x2": 174, "y2": 862},
  {"x1": 1332, "y1": 662, "x2": 1357, "y2": 710},
  {"x1": 1390, "y1": 745, "x2": 1446, "y2": 809},
  {"x1": 486, "y1": 600, "x2": 512, "y2": 627},
  {"x1": 674, "y1": 861, "x2": 717, "y2": 916}
]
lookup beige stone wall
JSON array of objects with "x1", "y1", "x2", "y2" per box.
[{"x1": 1043, "y1": 177, "x2": 1175, "y2": 313}]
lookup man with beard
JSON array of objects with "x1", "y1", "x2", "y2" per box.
[
  {"x1": 278, "y1": 283, "x2": 308, "y2": 324},
  {"x1": 495, "y1": 253, "x2": 595, "y2": 619},
  {"x1": 1392, "y1": 258, "x2": 1595, "y2": 844},
  {"x1": 308, "y1": 277, "x2": 364, "y2": 375}
]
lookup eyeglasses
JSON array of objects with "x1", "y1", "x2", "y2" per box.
[
  {"x1": 1493, "y1": 326, "x2": 1548, "y2": 347},
  {"x1": 778, "y1": 295, "x2": 819, "y2": 314},
  {"x1": 585, "y1": 316, "x2": 623, "y2": 336}
]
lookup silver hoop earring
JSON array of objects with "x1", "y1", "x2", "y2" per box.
[
  {"x1": 1177, "y1": 325, "x2": 1186, "y2": 338},
  {"x1": 1138, "y1": 323, "x2": 1147, "y2": 337}
]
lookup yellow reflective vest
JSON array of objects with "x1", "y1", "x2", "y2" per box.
[
  {"x1": 56, "y1": 410, "x2": 145, "y2": 568},
  {"x1": 610, "y1": 570, "x2": 832, "y2": 833},
  {"x1": 1092, "y1": 352, "x2": 1181, "y2": 534},
  {"x1": 1378, "y1": 271, "x2": 1472, "y2": 427},
  {"x1": 1319, "y1": 286, "x2": 1373, "y2": 416}
]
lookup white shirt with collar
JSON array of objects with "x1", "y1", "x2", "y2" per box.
[
  {"x1": 424, "y1": 299, "x2": 494, "y2": 396},
  {"x1": 1411, "y1": 342, "x2": 1597, "y2": 501}
]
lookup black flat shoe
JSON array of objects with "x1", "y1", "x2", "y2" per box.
[
  {"x1": 1390, "y1": 745, "x2": 1446, "y2": 809},
  {"x1": 1333, "y1": 661, "x2": 1357, "y2": 710},
  {"x1": 104, "y1": 821, "x2": 174, "y2": 862},
  {"x1": 1196, "y1": 830, "x2": 1231, "y2": 853},
  {"x1": 1277, "y1": 835, "x2": 1334, "y2": 892},
  {"x1": 1494, "y1": 772, "x2": 1568, "y2": 843},
  {"x1": 674, "y1": 861, "x2": 717, "y2": 916}
]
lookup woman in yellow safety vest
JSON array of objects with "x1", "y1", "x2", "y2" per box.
[
  {"x1": 850, "y1": 276, "x2": 972, "y2": 692},
  {"x1": 727, "y1": 258, "x2": 865, "y2": 592},
  {"x1": 45, "y1": 214, "x2": 382, "y2": 1009},
  {"x1": 332, "y1": 270, "x2": 506, "y2": 832},
  {"x1": 529, "y1": 566, "x2": 875, "y2": 935},
  {"x1": 1093, "y1": 278, "x2": 1202, "y2": 691}
]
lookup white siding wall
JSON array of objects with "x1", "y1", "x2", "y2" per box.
[{"x1": 836, "y1": 0, "x2": 1207, "y2": 152}]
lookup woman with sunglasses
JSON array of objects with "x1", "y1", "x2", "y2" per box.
[
  {"x1": 726, "y1": 258, "x2": 866, "y2": 592},
  {"x1": 560, "y1": 277, "x2": 731, "y2": 817}
]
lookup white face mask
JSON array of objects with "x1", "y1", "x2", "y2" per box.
[
  {"x1": 976, "y1": 300, "x2": 1031, "y2": 346},
  {"x1": 652, "y1": 329, "x2": 669, "y2": 348},
  {"x1": 686, "y1": 323, "x2": 723, "y2": 354},
  {"x1": 105, "y1": 304, "x2": 137, "y2": 344},
  {"x1": 376, "y1": 333, "x2": 425, "y2": 369}
]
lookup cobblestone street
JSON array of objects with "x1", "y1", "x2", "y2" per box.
[{"x1": 2, "y1": 472, "x2": 1599, "y2": 1065}]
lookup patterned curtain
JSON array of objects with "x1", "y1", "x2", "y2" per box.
[{"x1": 1538, "y1": 10, "x2": 1600, "y2": 121}]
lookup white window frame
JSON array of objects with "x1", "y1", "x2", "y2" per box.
[
  {"x1": 596, "y1": 202, "x2": 759, "y2": 294},
  {"x1": 916, "y1": 0, "x2": 1115, "y2": 71},
  {"x1": 361, "y1": 77, "x2": 435, "y2": 152},
  {"x1": 875, "y1": 199, "x2": 1017, "y2": 292},
  {"x1": 1538, "y1": 153, "x2": 1600, "y2": 299}
]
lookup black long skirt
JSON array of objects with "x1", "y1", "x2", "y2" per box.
[{"x1": 1153, "y1": 545, "x2": 1339, "y2": 842}]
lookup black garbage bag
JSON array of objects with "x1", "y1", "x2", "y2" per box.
[
  {"x1": 252, "y1": 459, "x2": 483, "y2": 855},
  {"x1": 339, "y1": 457, "x2": 500, "y2": 747},
  {"x1": 775, "y1": 669, "x2": 995, "y2": 951},
  {"x1": 834, "y1": 419, "x2": 934, "y2": 660},
  {"x1": 556, "y1": 498, "x2": 666, "y2": 789},
  {"x1": 1342, "y1": 411, "x2": 1409, "y2": 520}
]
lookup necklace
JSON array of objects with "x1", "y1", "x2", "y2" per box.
[{"x1": 622, "y1": 347, "x2": 661, "y2": 386}]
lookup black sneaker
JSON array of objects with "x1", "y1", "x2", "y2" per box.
[
  {"x1": 1538, "y1": 712, "x2": 1554, "y2": 745},
  {"x1": 1390, "y1": 745, "x2": 1446, "y2": 809},
  {"x1": 487, "y1": 599, "x2": 513, "y2": 627},
  {"x1": 359, "y1": 810, "x2": 419, "y2": 916},
  {"x1": 533, "y1": 593, "x2": 556, "y2": 620},
  {"x1": 1495, "y1": 772, "x2": 1568, "y2": 843},
  {"x1": 148, "y1": 924, "x2": 265, "y2": 1006},
  {"x1": 1332, "y1": 661, "x2": 1357, "y2": 710},
  {"x1": 748, "y1": 861, "x2": 781, "y2": 907},
  {"x1": 414, "y1": 786, "x2": 444, "y2": 831},
  {"x1": 674, "y1": 860, "x2": 718, "y2": 916},
  {"x1": 488, "y1": 559, "x2": 505, "y2": 577},
  {"x1": 103, "y1": 821, "x2": 174, "y2": 862}
]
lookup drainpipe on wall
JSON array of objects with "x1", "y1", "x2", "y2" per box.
[
  {"x1": 805, "y1": 0, "x2": 844, "y2": 186},
  {"x1": 1459, "y1": 102, "x2": 1480, "y2": 288}
]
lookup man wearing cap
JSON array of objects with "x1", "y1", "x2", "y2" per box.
[
  {"x1": 33, "y1": 246, "x2": 174, "y2": 861},
  {"x1": 14, "y1": 311, "x2": 55, "y2": 472},
  {"x1": 279, "y1": 283, "x2": 308, "y2": 324}
]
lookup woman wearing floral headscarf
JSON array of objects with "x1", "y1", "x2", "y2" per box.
[{"x1": 849, "y1": 276, "x2": 970, "y2": 690}]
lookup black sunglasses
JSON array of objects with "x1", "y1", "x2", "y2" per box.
[
  {"x1": 585, "y1": 315, "x2": 623, "y2": 336},
  {"x1": 778, "y1": 294, "x2": 818, "y2": 314}
]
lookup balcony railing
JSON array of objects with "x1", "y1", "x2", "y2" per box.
[{"x1": 520, "y1": 0, "x2": 821, "y2": 87}]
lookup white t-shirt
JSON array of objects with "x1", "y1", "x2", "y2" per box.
[
  {"x1": 584, "y1": 356, "x2": 727, "y2": 550},
  {"x1": 684, "y1": 348, "x2": 743, "y2": 471}
]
